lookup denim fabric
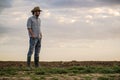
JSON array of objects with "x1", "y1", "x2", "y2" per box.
[{"x1": 27, "y1": 37, "x2": 41, "y2": 58}]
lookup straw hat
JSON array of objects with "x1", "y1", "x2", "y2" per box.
[{"x1": 31, "y1": 6, "x2": 42, "y2": 12}]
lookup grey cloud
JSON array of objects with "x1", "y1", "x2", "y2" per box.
[
  {"x1": 0, "y1": 0, "x2": 13, "y2": 12},
  {"x1": 0, "y1": 0, "x2": 13, "y2": 35},
  {"x1": 0, "y1": 26, "x2": 7, "y2": 34},
  {"x1": 0, "y1": 25, "x2": 11, "y2": 37},
  {"x1": 98, "y1": 0, "x2": 120, "y2": 4},
  {"x1": 35, "y1": 0, "x2": 120, "y2": 8},
  {"x1": 42, "y1": 16, "x2": 120, "y2": 40}
]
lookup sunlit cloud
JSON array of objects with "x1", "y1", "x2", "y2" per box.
[
  {"x1": 89, "y1": 7, "x2": 120, "y2": 16},
  {"x1": 42, "y1": 10, "x2": 51, "y2": 18}
]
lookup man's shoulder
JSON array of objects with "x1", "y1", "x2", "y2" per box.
[{"x1": 28, "y1": 16, "x2": 33, "y2": 20}]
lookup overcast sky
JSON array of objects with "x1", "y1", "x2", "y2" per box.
[{"x1": 0, "y1": 0, "x2": 120, "y2": 61}]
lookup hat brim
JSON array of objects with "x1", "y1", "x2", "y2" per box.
[{"x1": 31, "y1": 10, "x2": 42, "y2": 12}]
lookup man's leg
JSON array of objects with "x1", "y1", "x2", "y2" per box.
[
  {"x1": 27, "y1": 37, "x2": 36, "y2": 67},
  {"x1": 34, "y1": 38, "x2": 41, "y2": 67}
]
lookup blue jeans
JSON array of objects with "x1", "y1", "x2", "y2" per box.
[{"x1": 27, "y1": 37, "x2": 41, "y2": 58}]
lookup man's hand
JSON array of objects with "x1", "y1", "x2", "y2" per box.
[
  {"x1": 31, "y1": 34, "x2": 36, "y2": 38},
  {"x1": 28, "y1": 28, "x2": 36, "y2": 38}
]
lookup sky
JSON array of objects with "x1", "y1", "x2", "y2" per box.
[{"x1": 0, "y1": 0, "x2": 120, "y2": 61}]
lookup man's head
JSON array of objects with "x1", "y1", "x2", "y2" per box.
[{"x1": 31, "y1": 6, "x2": 42, "y2": 17}]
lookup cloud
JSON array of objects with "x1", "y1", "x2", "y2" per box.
[
  {"x1": 0, "y1": 0, "x2": 119, "y2": 61},
  {"x1": 98, "y1": 0, "x2": 120, "y2": 5},
  {"x1": 0, "y1": 0, "x2": 13, "y2": 37},
  {"x1": 0, "y1": 0, "x2": 13, "y2": 12},
  {"x1": 0, "y1": 26, "x2": 8, "y2": 36},
  {"x1": 33, "y1": 0, "x2": 120, "y2": 9}
]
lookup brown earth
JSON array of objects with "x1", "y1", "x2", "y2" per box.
[
  {"x1": 0, "y1": 61, "x2": 120, "y2": 80},
  {"x1": 0, "y1": 61, "x2": 120, "y2": 68}
]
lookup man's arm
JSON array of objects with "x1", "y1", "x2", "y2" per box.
[
  {"x1": 28, "y1": 28, "x2": 35, "y2": 38},
  {"x1": 27, "y1": 18, "x2": 35, "y2": 38}
]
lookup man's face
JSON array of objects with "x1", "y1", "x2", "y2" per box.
[{"x1": 34, "y1": 11, "x2": 40, "y2": 17}]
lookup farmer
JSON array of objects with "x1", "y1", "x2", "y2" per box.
[{"x1": 26, "y1": 6, "x2": 42, "y2": 67}]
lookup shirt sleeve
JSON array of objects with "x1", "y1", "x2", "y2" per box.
[{"x1": 27, "y1": 17, "x2": 32, "y2": 28}]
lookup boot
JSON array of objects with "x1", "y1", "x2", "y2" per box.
[
  {"x1": 27, "y1": 56, "x2": 31, "y2": 67},
  {"x1": 34, "y1": 57, "x2": 39, "y2": 67}
]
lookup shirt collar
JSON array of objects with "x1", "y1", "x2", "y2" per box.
[{"x1": 33, "y1": 15, "x2": 38, "y2": 19}]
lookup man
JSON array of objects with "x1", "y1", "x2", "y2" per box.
[{"x1": 27, "y1": 6, "x2": 42, "y2": 67}]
